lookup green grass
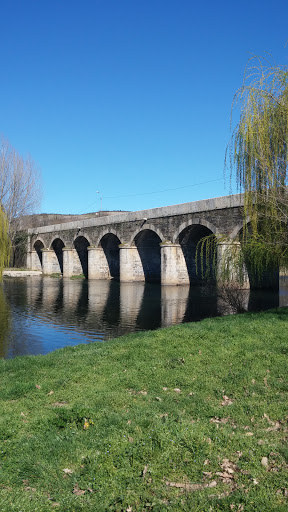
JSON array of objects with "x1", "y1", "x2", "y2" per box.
[{"x1": 0, "y1": 309, "x2": 287, "y2": 511}]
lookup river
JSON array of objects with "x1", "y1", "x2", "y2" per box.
[{"x1": 0, "y1": 276, "x2": 287, "y2": 359}]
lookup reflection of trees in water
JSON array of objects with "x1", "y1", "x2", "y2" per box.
[
  {"x1": 183, "y1": 285, "x2": 218, "y2": 322},
  {"x1": 0, "y1": 285, "x2": 10, "y2": 358}
]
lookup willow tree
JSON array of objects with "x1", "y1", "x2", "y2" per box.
[
  {"x1": 0, "y1": 205, "x2": 10, "y2": 277},
  {"x1": 227, "y1": 57, "x2": 288, "y2": 281}
]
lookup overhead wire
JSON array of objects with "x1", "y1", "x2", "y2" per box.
[{"x1": 78, "y1": 177, "x2": 224, "y2": 214}]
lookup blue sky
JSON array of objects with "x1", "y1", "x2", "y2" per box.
[{"x1": 0, "y1": 0, "x2": 287, "y2": 214}]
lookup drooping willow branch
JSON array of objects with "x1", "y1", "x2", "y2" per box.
[
  {"x1": 226, "y1": 56, "x2": 288, "y2": 273},
  {"x1": 0, "y1": 206, "x2": 11, "y2": 278},
  {"x1": 196, "y1": 234, "x2": 248, "y2": 286}
]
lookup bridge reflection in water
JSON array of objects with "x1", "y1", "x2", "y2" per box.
[{"x1": 1, "y1": 277, "x2": 286, "y2": 359}]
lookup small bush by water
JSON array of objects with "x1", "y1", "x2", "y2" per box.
[{"x1": 0, "y1": 309, "x2": 287, "y2": 511}]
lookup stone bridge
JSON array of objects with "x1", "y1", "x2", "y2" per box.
[{"x1": 27, "y1": 194, "x2": 246, "y2": 286}]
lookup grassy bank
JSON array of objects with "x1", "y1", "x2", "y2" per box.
[{"x1": 0, "y1": 310, "x2": 287, "y2": 512}]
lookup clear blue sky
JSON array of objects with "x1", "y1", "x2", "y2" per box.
[{"x1": 0, "y1": 0, "x2": 287, "y2": 214}]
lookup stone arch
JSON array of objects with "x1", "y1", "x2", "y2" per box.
[
  {"x1": 49, "y1": 235, "x2": 66, "y2": 250},
  {"x1": 32, "y1": 235, "x2": 46, "y2": 251},
  {"x1": 229, "y1": 218, "x2": 250, "y2": 240},
  {"x1": 33, "y1": 239, "x2": 44, "y2": 268},
  {"x1": 73, "y1": 231, "x2": 93, "y2": 246},
  {"x1": 177, "y1": 223, "x2": 216, "y2": 285},
  {"x1": 50, "y1": 237, "x2": 65, "y2": 274},
  {"x1": 95, "y1": 228, "x2": 122, "y2": 248},
  {"x1": 129, "y1": 224, "x2": 165, "y2": 246},
  {"x1": 99, "y1": 233, "x2": 121, "y2": 280},
  {"x1": 74, "y1": 236, "x2": 90, "y2": 278},
  {"x1": 173, "y1": 218, "x2": 218, "y2": 243},
  {"x1": 133, "y1": 229, "x2": 162, "y2": 283}
]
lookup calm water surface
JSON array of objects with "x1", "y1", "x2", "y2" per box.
[{"x1": 0, "y1": 276, "x2": 287, "y2": 359}]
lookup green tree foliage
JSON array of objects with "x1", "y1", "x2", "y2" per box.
[
  {"x1": 227, "y1": 56, "x2": 288, "y2": 278},
  {"x1": 0, "y1": 206, "x2": 11, "y2": 276}
]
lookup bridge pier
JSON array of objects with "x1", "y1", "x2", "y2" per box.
[
  {"x1": 62, "y1": 248, "x2": 75, "y2": 278},
  {"x1": 119, "y1": 245, "x2": 145, "y2": 282},
  {"x1": 26, "y1": 251, "x2": 32, "y2": 269},
  {"x1": 27, "y1": 250, "x2": 40, "y2": 271},
  {"x1": 160, "y1": 242, "x2": 189, "y2": 285},
  {"x1": 88, "y1": 247, "x2": 111, "y2": 279},
  {"x1": 217, "y1": 241, "x2": 249, "y2": 289},
  {"x1": 42, "y1": 249, "x2": 61, "y2": 275}
]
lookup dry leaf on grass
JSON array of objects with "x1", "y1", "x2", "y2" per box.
[
  {"x1": 221, "y1": 395, "x2": 233, "y2": 406},
  {"x1": 62, "y1": 468, "x2": 73, "y2": 475},
  {"x1": 261, "y1": 456, "x2": 269, "y2": 467},
  {"x1": 210, "y1": 417, "x2": 229, "y2": 424},
  {"x1": 263, "y1": 413, "x2": 282, "y2": 431},
  {"x1": 73, "y1": 483, "x2": 86, "y2": 496},
  {"x1": 35, "y1": 384, "x2": 41, "y2": 390},
  {"x1": 221, "y1": 459, "x2": 238, "y2": 474},
  {"x1": 215, "y1": 459, "x2": 239, "y2": 484},
  {"x1": 276, "y1": 488, "x2": 288, "y2": 496},
  {"x1": 142, "y1": 465, "x2": 148, "y2": 478},
  {"x1": 203, "y1": 471, "x2": 213, "y2": 479}
]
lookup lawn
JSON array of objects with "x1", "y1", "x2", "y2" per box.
[{"x1": 0, "y1": 309, "x2": 287, "y2": 511}]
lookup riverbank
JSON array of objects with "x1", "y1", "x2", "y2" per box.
[
  {"x1": 0, "y1": 309, "x2": 287, "y2": 511},
  {"x1": 2, "y1": 269, "x2": 42, "y2": 277}
]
